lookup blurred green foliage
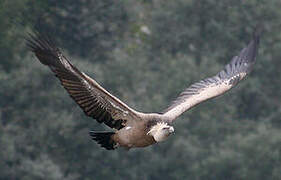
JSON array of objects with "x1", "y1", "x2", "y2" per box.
[{"x1": 0, "y1": 0, "x2": 280, "y2": 179}]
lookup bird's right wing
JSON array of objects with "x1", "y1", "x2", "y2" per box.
[
  {"x1": 162, "y1": 30, "x2": 260, "y2": 122},
  {"x1": 26, "y1": 31, "x2": 144, "y2": 130}
]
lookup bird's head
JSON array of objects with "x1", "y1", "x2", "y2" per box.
[{"x1": 147, "y1": 122, "x2": 174, "y2": 142}]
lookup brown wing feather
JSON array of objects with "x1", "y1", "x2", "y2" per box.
[
  {"x1": 26, "y1": 32, "x2": 143, "y2": 130},
  {"x1": 162, "y1": 30, "x2": 260, "y2": 122}
]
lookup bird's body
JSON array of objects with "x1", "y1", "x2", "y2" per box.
[
  {"x1": 90, "y1": 113, "x2": 172, "y2": 149},
  {"x1": 26, "y1": 27, "x2": 260, "y2": 150},
  {"x1": 113, "y1": 121, "x2": 156, "y2": 148}
]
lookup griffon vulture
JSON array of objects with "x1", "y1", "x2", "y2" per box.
[{"x1": 26, "y1": 28, "x2": 260, "y2": 150}]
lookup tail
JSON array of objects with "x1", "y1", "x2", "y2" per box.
[{"x1": 89, "y1": 131, "x2": 117, "y2": 150}]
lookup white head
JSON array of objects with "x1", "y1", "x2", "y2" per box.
[{"x1": 147, "y1": 122, "x2": 175, "y2": 142}]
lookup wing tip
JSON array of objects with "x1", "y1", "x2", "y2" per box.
[
  {"x1": 25, "y1": 28, "x2": 58, "y2": 53},
  {"x1": 25, "y1": 29, "x2": 64, "y2": 67},
  {"x1": 253, "y1": 23, "x2": 264, "y2": 44},
  {"x1": 239, "y1": 25, "x2": 262, "y2": 66}
]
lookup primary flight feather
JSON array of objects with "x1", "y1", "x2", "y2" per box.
[{"x1": 27, "y1": 28, "x2": 260, "y2": 150}]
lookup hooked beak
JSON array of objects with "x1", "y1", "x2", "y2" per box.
[{"x1": 169, "y1": 127, "x2": 175, "y2": 134}]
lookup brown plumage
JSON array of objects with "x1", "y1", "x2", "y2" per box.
[{"x1": 26, "y1": 27, "x2": 260, "y2": 150}]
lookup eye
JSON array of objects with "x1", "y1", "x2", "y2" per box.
[{"x1": 162, "y1": 127, "x2": 169, "y2": 130}]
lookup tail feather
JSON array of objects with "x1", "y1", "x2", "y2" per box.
[{"x1": 89, "y1": 131, "x2": 117, "y2": 150}]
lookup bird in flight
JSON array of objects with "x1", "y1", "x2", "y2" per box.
[{"x1": 27, "y1": 28, "x2": 260, "y2": 150}]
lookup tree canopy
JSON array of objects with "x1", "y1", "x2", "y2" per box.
[{"x1": 0, "y1": 0, "x2": 280, "y2": 179}]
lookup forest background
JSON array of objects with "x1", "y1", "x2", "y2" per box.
[{"x1": 0, "y1": 0, "x2": 280, "y2": 179}]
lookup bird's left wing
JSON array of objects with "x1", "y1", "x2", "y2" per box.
[
  {"x1": 26, "y1": 31, "x2": 144, "y2": 130},
  {"x1": 162, "y1": 31, "x2": 260, "y2": 122}
]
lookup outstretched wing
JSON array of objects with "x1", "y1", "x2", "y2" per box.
[
  {"x1": 162, "y1": 30, "x2": 260, "y2": 122},
  {"x1": 26, "y1": 31, "x2": 143, "y2": 130}
]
